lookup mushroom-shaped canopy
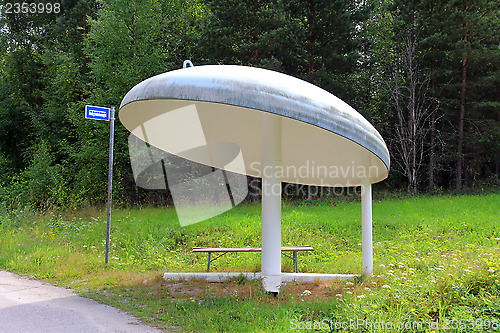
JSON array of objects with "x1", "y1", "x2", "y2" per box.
[{"x1": 119, "y1": 65, "x2": 389, "y2": 187}]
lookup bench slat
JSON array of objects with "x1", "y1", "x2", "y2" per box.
[
  {"x1": 281, "y1": 246, "x2": 314, "y2": 252},
  {"x1": 193, "y1": 246, "x2": 313, "y2": 253}
]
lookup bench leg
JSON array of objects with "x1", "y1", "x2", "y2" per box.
[
  {"x1": 293, "y1": 251, "x2": 298, "y2": 273},
  {"x1": 205, "y1": 252, "x2": 228, "y2": 272}
]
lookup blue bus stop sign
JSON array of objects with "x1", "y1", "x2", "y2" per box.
[
  {"x1": 85, "y1": 105, "x2": 110, "y2": 121},
  {"x1": 84, "y1": 104, "x2": 115, "y2": 264}
]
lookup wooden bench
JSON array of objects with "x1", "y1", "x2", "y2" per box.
[{"x1": 193, "y1": 246, "x2": 314, "y2": 273}]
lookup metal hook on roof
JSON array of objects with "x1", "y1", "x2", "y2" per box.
[{"x1": 183, "y1": 60, "x2": 194, "y2": 68}]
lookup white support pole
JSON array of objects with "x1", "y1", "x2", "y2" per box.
[
  {"x1": 261, "y1": 113, "x2": 282, "y2": 293},
  {"x1": 361, "y1": 178, "x2": 373, "y2": 276}
]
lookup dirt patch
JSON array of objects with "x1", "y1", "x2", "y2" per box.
[{"x1": 137, "y1": 275, "x2": 382, "y2": 305}]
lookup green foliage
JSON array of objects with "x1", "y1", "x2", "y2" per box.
[
  {"x1": 84, "y1": 0, "x2": 199, "y2": 106},
  {"x1": 0, "y1": 0, "x2": 498, "y2": 208},
  {"x1": 197, "y1": 0, "x2": 369, "y2": 100},
  {"x1": 2, "y1": 141, "x2": 78, "y2": 209}
]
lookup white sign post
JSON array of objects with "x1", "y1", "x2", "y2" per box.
[{"x1": 85, "y1": 105, "x2": 115, "y2": 264}]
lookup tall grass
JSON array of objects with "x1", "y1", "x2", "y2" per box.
[{"x1": 0, "y1": 193, "x2": 499, "y2": 332}]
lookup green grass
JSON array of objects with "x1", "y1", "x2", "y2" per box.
[{"x1": 0, "y1": 193, "x2": 499, "y2": 332}]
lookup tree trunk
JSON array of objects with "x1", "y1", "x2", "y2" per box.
[
  {"x1": 428, "y1": 0, "x2": 436, "y2": 190},
  {"x1": 408, "y1": 31, "x2": 418, "y2": 194},
  {"x1": 456, "y1": 1, "x2": 467, "y2": 191},
  {"x1": 132, "y1": 12, "x2": 137, "y2": 58},
  {"x1": 307, "y1": 0, "x2": 316, "y2": 72},
  {"x1": 429, "y1": 111, "x2": 436, "y2": 189}
]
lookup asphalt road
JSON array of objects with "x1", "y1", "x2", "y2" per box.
[{"x1": 0, "y1": 270, "x2": 165, "y2": 333}]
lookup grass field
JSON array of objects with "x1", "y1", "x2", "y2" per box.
[{"x1": 0, "y1": 193, "x2": 499, "y2": 332}]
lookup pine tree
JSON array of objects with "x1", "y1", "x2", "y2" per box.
[
  {"x1": 424, "y1": 0, "x2": 500, "y2": 190},
  {"x1": 197, "y1": 0, "x2": 369, "y2": 100}
]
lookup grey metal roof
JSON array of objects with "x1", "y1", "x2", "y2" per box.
[{"x1": 119, "y1": 65, "x2": 390, "y2": 186}]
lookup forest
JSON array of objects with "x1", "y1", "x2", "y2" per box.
[{"x1": 0, "y1": 0, "x2": 499, "y2": 210}]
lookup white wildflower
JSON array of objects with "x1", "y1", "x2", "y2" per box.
[{"x1": 301, "y1": 290, "x2": 312, "y2": 296}]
